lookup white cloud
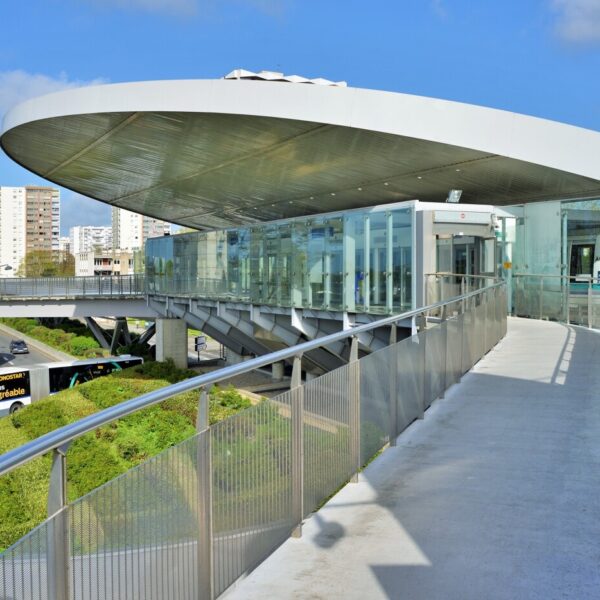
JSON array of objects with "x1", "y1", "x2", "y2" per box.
[
  {"x1": 431, "y1": 0, "x2": 447, "y2": 18},
  {"x1": 0, "y1": 70, "x2": 107, "y2": 118},
  {"x1": 553, "y1": 0, "x2": 600, "y2": 43}
]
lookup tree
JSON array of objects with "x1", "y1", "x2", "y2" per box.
[{"x1": 17, "y1": 250, "x2": 75, "y2": 277}]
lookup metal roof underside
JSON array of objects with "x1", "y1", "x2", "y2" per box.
[{"x1": 3, "y1": 111, "x2": 600, "y2": 229}]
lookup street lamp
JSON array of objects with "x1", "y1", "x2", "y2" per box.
[{"x1": 0, "y1": 264, "x2": 13, "y2": 271}]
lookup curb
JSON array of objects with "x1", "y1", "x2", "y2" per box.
[{"x1": 0, "y1": 322, "x2": 73, "y2": 362}]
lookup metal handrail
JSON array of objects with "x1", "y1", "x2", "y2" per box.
[
  {"x1": 0, "y1": 281, "x2": 504, "y2": 477},
  {"x1": 513, "y1": 272, "x2": 600, "y2": 282},
  {"x1": 0, "y1": 274, "x2": 146, "y2": 299},
  {"x1": 425, "y1": 272, "x2": 498, "y2": 280}
]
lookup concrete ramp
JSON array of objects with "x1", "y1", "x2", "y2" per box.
[{"x1": 226, "y1": 318, "x2": 600, "y2": 600}]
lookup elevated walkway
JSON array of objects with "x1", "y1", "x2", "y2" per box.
[{"x1": 227, "y1": 317, "x2": 600, "y2": 600}]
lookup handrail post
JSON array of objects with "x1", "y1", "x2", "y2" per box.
[
  {"x1": 47, "y1": 443, "x2": 70, "y2": 600},
  {"x1": 565, "y1": 276, "x2": 570, "y2": 325},
  {"x1": 419, "y1": 313, "x2": 427, "y2": 419},
  {"x1": 349, "y1": 336, "x2": 361, "y2": 482},
  {"x1": 440, "y1": 304, "x2": 448, "y2": 398},
  {"x1": 291, "y1": 354, "x2": 304, "y2": 537},
  {"x1": 588, "y1": 278, "x2": 592, "y2": 329},
  {"x1": 196, "y1": 386, "x2": 213, "y2": 599},
  {"x1": 388, "y1": 323, "x2": 398, "y2": 447}
]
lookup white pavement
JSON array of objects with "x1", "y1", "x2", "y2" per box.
[{"x1": 225, "y1": 318, "x2": 600, "y2": 600}]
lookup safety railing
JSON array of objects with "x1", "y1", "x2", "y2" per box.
[
  {"x1": 424, "y1": 272, "x2": 497, "y2": 313},
  {"x1": 0, "y1": 280, "x2": 507, "y2": 600},
  {"x1": 512, "y1": 273, "x2": 600, "y2": 329},
  {"x1": 0, "y1": 275, "x2": 146, "y2": 299}
]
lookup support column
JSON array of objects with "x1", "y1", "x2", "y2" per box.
[
  {"x1": 155, "y1": 318, "x2": 188, "y2": 369},
  {"x1": 272, "y1": 361, "x2": 285, "y2": 381}
]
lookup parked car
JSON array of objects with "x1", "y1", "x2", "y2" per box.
[{"x1": 9, "y1": 340, "x2": 29, "y2": 354}]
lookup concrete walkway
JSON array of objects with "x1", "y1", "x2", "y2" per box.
[{"x1": 225, "y1": 318, "x2": 600, "y2": 600}]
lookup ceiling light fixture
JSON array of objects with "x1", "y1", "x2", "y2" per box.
[{"x1": 446, "y1": 189, "x2": 463, "y2": 203}]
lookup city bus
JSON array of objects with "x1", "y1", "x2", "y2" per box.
[{"x1": 0, "y1": 355, "x2": 143, "y2": 416}]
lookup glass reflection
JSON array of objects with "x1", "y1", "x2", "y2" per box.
[{"x1": 146, "y1": 203, "x2": 415, "y2": 314}]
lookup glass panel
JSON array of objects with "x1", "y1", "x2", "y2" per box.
[
  {"x1": 290, "y1": 220, "x2": 308, "y2": 308},
  {"x1": 146, "y1": 203, "x2": 415, "y2": 314},
  {"x1": 325, "y1": 218, "x2": 344, "y2": 310},
  {"x1": 393, "y1": 208, "x2": 412, "y2": 311},
  {"x1": 307, "y1": 218, "x2": 326, "y2": 309},
  {"x1": 368, "y1": 212, "x2": 387, "y2": 313}
]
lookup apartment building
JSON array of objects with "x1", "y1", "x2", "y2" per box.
[
  {"x1": 0, "y1": 186, "x2": 60, "y2": 276},
  {"x1": 112, "y1": 207, "x2": 170, "y2": 251},
  {"x1": 75, "y1": 249, "x2": 134, "y2": 276},
  {"x1": 69, "y1": 225, "x2": 112, "y2": 255}
]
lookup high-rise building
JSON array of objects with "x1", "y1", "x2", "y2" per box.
[
  {"x1": 69, "y1": 225, "x2": 112, "y2": 255},
  {"x1": 0, "y1": 185, "x2": 60, "y2": 276},
  {"x1": 58, "y1": 236, "x2": 71, "y2": 254},
  {"x1": 112, "y1": 207, "x2": 170, "y2": 251}
]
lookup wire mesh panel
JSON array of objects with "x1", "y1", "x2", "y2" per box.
[
  {"x1": 500, "y1": 287, "x2": 508, "y2": 337},
  {"x1": 359, "y1": 345, "x2": 393, "y2": 465},
  {"x1": 424, "y1": 323, "x2": 446, "y2": 407},
  {"x1": 211, "y1": 399, "x2": 293, "y2": 598},
  {"x1": 445, "y1": 314, "x2": 463, "y2": 388},
  {"x1": 462, "y1": 305, "x2": 476, "y2": 374},
  {"x1": 69, "y1": 432, "x2": 206, "y2": 600},
  {"x1": 302, "y1": 365, "x2": 354, "y2": 516},
  {"x1": 473, "y1": 299, "x2": 486, "y2": 363},
  {"x1": 0, "y1": 515, "x2": 50, "y2": 600},
  {"x1": 396, "y1": 332, "x2": 425, "y2": 433}
]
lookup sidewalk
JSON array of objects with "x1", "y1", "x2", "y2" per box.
[{"x1": 225, "y1": 318, "x2": 600, "y2": 600}]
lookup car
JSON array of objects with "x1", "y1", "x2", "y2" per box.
[{"x1": 9, "y1": 340, "x2": 29, "y2": 354}]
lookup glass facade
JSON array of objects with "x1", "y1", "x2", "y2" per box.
[
  {"x1": 146, "y1": 203, "x2": 414, "y2": 314},
  {"x1": 504, "y1": 197, "x2": 600, "y2": 327}
]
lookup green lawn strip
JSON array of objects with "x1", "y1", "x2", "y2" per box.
[{"x1": 0, "y1": 360, "x2": 252, "y2": 551}]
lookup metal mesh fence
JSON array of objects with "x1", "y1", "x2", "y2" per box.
[
  {"x1": 0, "y1": 288, "x2": 507, "y2": 599},
  {"x1": 211, "y1": 399, "x2": 293, "y2": 597},
  {"x1": 302, "y1": 365, "x2": 354, "y2": 516}
]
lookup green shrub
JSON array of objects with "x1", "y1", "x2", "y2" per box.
[
  {"x1": 0, "y1": 317, "x2": 101, "y2": 357},
  {"x1": 68, "y1": 335, "x2": 100, "y2": 356},
  {"x1": 0, "y1": 359, "x2": 255, "y2": 551}
]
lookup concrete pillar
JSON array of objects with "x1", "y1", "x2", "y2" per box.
[
  {"x1": 272, "y1": 361, "x2": 285, "y2": 381},
  {"x1": 155, "y1": 318, "x2": 188, "y2": 369},
  {"x1": 225, "y1": 350, "x2": 251, "y2": 365}
]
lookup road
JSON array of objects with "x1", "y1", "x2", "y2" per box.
[{"x1": 0, "y1": 330, "x2": 59, "y2": 369}]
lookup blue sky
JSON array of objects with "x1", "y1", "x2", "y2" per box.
[{"x1": 1, "y1": 0, "x2": 599, "y2": 234}]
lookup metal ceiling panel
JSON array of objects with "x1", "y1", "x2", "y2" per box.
[{"x1": 2, "y1": 79, "x2": 600, "y2": 228}]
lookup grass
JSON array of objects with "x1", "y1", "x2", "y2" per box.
[
  {"x1": 0, "y1": 359, "x2": 252, "y2": 551},
  {"x1": 0, "y1": 317, "x2": 105, "y2": 357}
]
